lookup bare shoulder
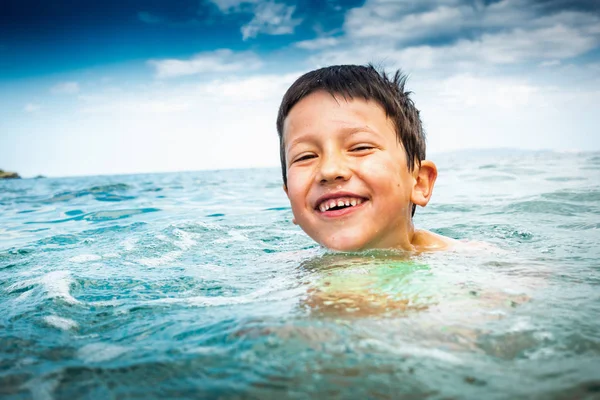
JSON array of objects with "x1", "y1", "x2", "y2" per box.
[
  {"x1": 412, "y1": 230, "x2": 458, "y2": 252},
  {"x1": 413, "y1": 230, "x2": 509, "y2": 254}
]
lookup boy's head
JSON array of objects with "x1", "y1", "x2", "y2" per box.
[{"x1": 277, "y1": 64, "x2": 437, "y2": 251}]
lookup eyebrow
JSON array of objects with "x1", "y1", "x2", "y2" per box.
[{"x1": 286, "y1": 125, "x2": 382, "y2": 151}]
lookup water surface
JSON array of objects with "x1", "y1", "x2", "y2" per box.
[{"x1": 1, "y1": 150, "x2": 599, "y2": 399}]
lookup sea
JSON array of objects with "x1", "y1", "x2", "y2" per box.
[{"x1": 1, "y1": 150, "x2": 599, "y2": 399}]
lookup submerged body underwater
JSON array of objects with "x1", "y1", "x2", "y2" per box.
[{"x1": 1, "y1": 150, "x2": 599, "y2": 399}]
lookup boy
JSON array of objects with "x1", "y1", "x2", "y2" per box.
[{"x1": 276, "y1": 64, "x2": 454, "y2": 252}]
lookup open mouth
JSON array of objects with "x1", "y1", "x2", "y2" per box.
[{"x1": 316, "y1": 196, "x2": 367, "y2": 213}]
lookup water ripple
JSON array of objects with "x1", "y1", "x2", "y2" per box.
[
  {"x1": 25, "y1": 208, "x2": 160, "y2": 224},
  {"x1": 1, "y1": 152, "x2": 599, "y2": 399}
]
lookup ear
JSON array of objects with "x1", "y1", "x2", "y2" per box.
[
  {"x1": 283, "y1": 184, "x2": 298, "y2": 225},
  {"x1": 410, "y1": 160, "x2": 437, "y2": 207}
]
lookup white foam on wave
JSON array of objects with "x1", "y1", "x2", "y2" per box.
[
  {"x1": 40, "y1": 271, "x2": 80, "y2": 304},
  {"x1": 215, "y1": 230, "x2": 249, "y2": 243},
  {"x1": 133, "y1": 229, "x2": 199, "y2": 267},
  {"x1": 77, "y1": 342, "x2": 129, "y2": 363},
  {"x1": 157, "y1": 295, "x2": 249, "y2": 307},
  {"x1": 88, "y1": 298, "x2": 122, "y2": 308},
  {"x1": 7, "y1": 270, "x2": 80, "y2": 304},
  {"x1": 68, "y1": 254, "x2": 102, "y2": 263},
  {"x1": 183, "y1": 346, "x2": 225, "y2": 355},
  {"x1": 358, "y1": 338, "x2": 464, "y2": 364},
  {"x1": 102, "y1": 252, "x2": 120, "y2": 258},
  {"x1": 507, "y1": 316, "x2": 534, "y2": 332},
  {"x1": 43, "y1": 315, "x2": 79, "y2": 331},
  {"x1": 151, "y1": 275, "x2": 300, "y2": 307},
  {"x1": 121, "y1": 237, "x2": 137, "y2": 251},
  {"x1": 183, "y1": 263, "x2": 227, "y2": 279},
  {"x1": 172, "y1": 228, "x2": 197, "y2": 250},
  {"x1": 137, "y1": 250, "x2": 183, "y2": 267}
]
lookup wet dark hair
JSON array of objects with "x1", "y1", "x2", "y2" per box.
[{"x1": 276, "y1": 64, "x2": 427, "y2": 216}]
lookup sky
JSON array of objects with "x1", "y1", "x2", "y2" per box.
[{"x1": 1, "y1": 0, "x2": 599, "y2": 177}]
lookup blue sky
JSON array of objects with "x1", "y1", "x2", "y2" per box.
[{"x1": 1, "y1": 0, "x2": 599, "y2": 177}]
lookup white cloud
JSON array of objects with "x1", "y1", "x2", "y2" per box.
[
  {"x1": 80, "y1": 73, "x2": 298, "y2": 113},
  {"x1": 540, "y1": 60, "x2": 561, "y2": 67},
  {"x1": 4, "y1": 0, "x2": 600, "y2": 178},
  {"x1": 324, "y1": 22, "x2": 596, "y2": 70},
  {"x1": 410, "y1": 72, "x2": 600, "y2": 153},
  {"x1": 149, "y1": 49, "x2": 263, "y2": 79},
  {"x1": 53, "y1": 72, "x2": 302, "y2": 175},
  {"x1": 207, "y1": 0, "x2": 302, "y2": 40},
  {"x1": 423, "y1": 74, "x2": 540, "y2": 110},
  {"x1": 472, "y1": 25, "x2": 598, "y2": 63},
  {"x1": 23, "y1": 103, "x2": 41, "y2": 113},
  {"x1": 198, "y1": 72, "x2": 298, "y2": 101},
  {"x1": 345, "y1": 3, "x2": 475, "y2": 42},
  {"x1": 81, "y1": 100, "x2": 190, "y2": 114},
  {"x1": 4, "y1": 63, "x2": 600, "y2": 178},
  {"x1": 208, "y1": 0, "x2": 259, "y2": 13},
  {"x1": 51, "y1": 81, "x2": 80, "y2": 95},
  {"x1": 310, "y1": 11, "x2": 600, "y2": 74},
  {"x1": 241, "y1": 2, "x2": 301, "y2": 40},
  {"x1": 334, "y1": 0, "x2": 600, "y2": 69},
  {"x1": 294, "y1": 37, "x2": 339, "y2": 50}
]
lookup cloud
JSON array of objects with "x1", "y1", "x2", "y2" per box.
[
  {"x1": 345, "y1": 3, "x2": 475, "y2": 42},
  {"x1": 344, "y1": 0, "x2": 600, "y2": 45},
  {"x1": 413, "y1": 72, "x2": 600, "y2": 153},
  {"x1": 42, "y1": 72, "x2": 304, "y2": 175},
  {"x1": 198, "y1": 72, "x2": 299, "y2": 101},
  {"x1": 207, "y1": 0, "x2": 301, "y2": 39},
  {"x1": 10, "y1": 65, "x2": 598, "y2": 178},
  {"x1": 81, "y1": 72, "x2": 298, "y2": 113},
  {"x1": 241, "y1": 2, "x2": 301, "y2": 40},
  {"x1": 208, "y1": 0, "x2": 259, "y2": 13},
  {"x1": 76, "y1": 71, "x2": 299, "y2": 121},
  {"x1": 305, "y1": 0, "x2": 600, "y2": 74},
  {"x1": 81, "y1": 100, "x2": 190, "y2": 114},
  {"x1": 423, "y1": 74, "x2": 541, "y2": 110},
  {"x1": 540, "y1": 60, "x2": 562, "y2": 67},
  {"x1": 148, "y1": 49, "x2": 263, "y2": 79},
  {"x1": 23, "y1": 103, "x2": 41, "y2": 113},
  {"x1": 294, "y1": 37, "x2": 339, "y2": 50},
  {"x1": 469, "y1": 25, "x2": 598, "y2": 64},
  {"x1": 51, "y1": 81, "x2": 80, "y2": 95},
  {"x1": 318, "y1": 22, "x2": 596, "y2": 70}
]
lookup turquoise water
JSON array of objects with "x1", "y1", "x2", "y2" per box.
[{"x1": 1, "y1": 150, "x2": 599, "y2": 399}]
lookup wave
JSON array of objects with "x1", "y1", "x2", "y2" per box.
[
  {"x1": 6, "y1": 270, "x2": 79, "y2": 305},
  {"x1": 25, "y1": 208, "x2": 160, "y2": 224}
]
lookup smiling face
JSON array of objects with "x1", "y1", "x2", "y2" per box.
[{"x1": 283, "y1": 91, "x2": 420, "y2": 251}]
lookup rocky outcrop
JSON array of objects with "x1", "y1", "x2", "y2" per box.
[{"x1": 0, "y1": 169, "x2": 21, "y2": 179}]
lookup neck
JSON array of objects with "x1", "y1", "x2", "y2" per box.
[
  {"x1": 372, "y1": 219, "x2": 416, "y2": 252},
  {"x1": 401, "y1": 219, "x2": 417, "y2": 251}
]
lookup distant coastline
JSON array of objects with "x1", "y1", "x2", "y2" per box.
[{"x1": 0, "y1": 169, "x2": 21, "y2": 179}]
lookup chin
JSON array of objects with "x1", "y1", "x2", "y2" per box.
[{"x1": 318, "y1": 235, "x2": 369, "y2": 252}]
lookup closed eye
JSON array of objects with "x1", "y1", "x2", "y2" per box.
[
  {"x1": 350, "y1": 145, "x2": 375, "y2": 152},
  {"x1": 293, "y1": 154, "x2": 317, "y2": 163}
]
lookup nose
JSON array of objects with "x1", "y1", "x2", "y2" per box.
[{"x1": 317, "y1": 151, "x2": 351, "y2": 184}]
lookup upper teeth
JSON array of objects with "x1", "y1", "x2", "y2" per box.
[{"x1": 319, "y1": 197, "x2": 363, "y2": 212}]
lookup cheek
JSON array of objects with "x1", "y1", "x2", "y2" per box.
[
  {"x1": 359, "y1": 156, "x2": 403, "y2": 188},
  {"x1": 286, "y1": 171, "x2": 310, "y2": 206}
]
